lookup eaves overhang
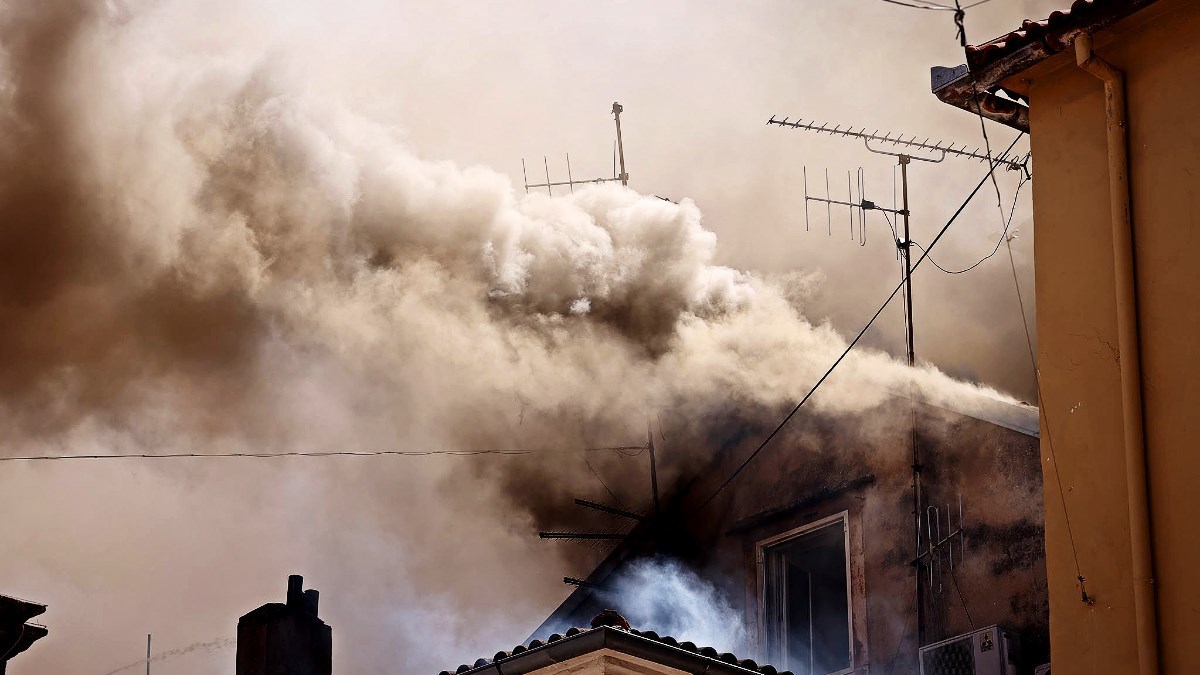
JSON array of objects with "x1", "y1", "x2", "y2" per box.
[
  {"x1": 442, "y1": 626, "x2": 786, "y2": 675},
  {"x1": 930, "y1": 0, "x2": 1162, "y2": 132}
]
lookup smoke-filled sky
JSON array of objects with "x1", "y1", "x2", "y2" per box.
[{"x1": 1, "y1": 1, "x2": 1062, "y2": 673}]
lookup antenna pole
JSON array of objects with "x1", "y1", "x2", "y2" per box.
[
  {"x1": 647, "y1": 417, "x2": 660, "y2": 517},
  {"x1": 901, "y1": 156, "x2": 915, "y2": 369},
  {"x1": 898, "y1": 154, "x2": 926, "y2": 648},
  {"x1": 613, "y1": 102, "x2": 628, "y2": 186},
  {"x1": 146, "y1": 633, "x2": 152, "y2": 675}
]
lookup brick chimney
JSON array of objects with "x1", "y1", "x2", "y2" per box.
[{"x1": 236, "y1": 575, "x2": 332, "y2": 675}]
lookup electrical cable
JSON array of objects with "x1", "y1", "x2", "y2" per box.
[
  {"x1": 878, "y1": 0, "x2": 955, "y2": 10},
  {"x1": 948, "y1": 566, "x2": 976, "y2": 629},
  {"x1": 875, "y1": 0, "x2": 993, "y2": 11},
  {"x1": 884, "y1": 612, "x2": 915, "y2": 672},
  {"x1": 903, "y1": 170, "x2": 1028, "y2": 274},
  {"x1": 952, "y1": 0, "x2": 1006, "y2": 212},
  {"x1": 698, "y1": 133, "x2": 1024, "y2": 508},
  {"x1": 585, "y1": 459, "x2": 628, "y2": 510},
  {"x1": 1005, "y1": 235, "x2": 1093, "y2": 604},
  {"x1": 0, "y1": 624, "x2": 25, "y2": 662},
  {"x1": 0, "y1": 445, "x2": 648, "y2": 463}
]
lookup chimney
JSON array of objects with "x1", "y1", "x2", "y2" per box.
[
  {"x1": 286, "y1": 575, "x2": 304, "y2": 608},
  {"x1": 236, "y1": 575, "x2": 332, "y2": 675}
]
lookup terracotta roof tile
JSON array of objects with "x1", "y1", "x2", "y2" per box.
[
  {"x1": 437, "y1": 623, "x2": 792, "y2": 675},
  {"x1": 964, "y1": 0, "x2": 1159, "y2": 72}
]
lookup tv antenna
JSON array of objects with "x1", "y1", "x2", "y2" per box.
[
  {"x1": 522, "y1": 102, "x2": 630, "y2": 195},
  {"x1": 769, "y1": 113, "x2": 1030, "y2": 370},
  {"x1": 767, "y1": 117, "x2": 1027, "y2": 172},
  {"x1": 538, "y1": 418, "x2": 661, "y2": 589},
  {"x1": 768, "y1": 113, "x2": 1029, "y2": 649}
]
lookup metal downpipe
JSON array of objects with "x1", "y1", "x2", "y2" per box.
[{"x1": 1073, "y1": 32, "x2": 1159, "y2": 675}]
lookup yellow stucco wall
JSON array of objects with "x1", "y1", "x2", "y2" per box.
[{"x1": 1018, "y1": 0, "x2": 1200, "y2": 671}]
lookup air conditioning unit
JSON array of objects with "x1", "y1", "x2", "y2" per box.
[{"x1": 919, "y1": 625, "x2": 1021, "y2": 675}]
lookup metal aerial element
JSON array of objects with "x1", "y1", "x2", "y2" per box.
[
  {"x1": 537, "y1": 532, "x2": 628, "y2": 540},
  {"x1": 574, "y1": 498, "x2": 646, "y2": 522},
  {"x1": 802, "y1": 165, "x2": 907, "y2": 248},
  {"x1": 523, "y1": 102, "x2": 630, "y2": 194},
  {"x1": 541, "y1": 421, "x2": 662, "y2": 589},
  {"x1": 767, "y1": 115, "x2": 1028, "y2": 173}
]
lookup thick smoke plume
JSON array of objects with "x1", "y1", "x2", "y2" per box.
[{"x1": 0, "y1": 1, "x2": 1031, "y2": 673}]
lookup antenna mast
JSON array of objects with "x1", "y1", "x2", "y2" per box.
[
  {"x1": 769, "y1": 112, "x2": 1027, "y2": 650},
  {"x1": 522, "y1": 102, "x2": 631, "y2": 194},
  {"x1": 613, "y1": 102, "x2": 628, "y2": 186}
]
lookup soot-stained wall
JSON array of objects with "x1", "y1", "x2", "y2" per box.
[{"x1": 539, "y1": 397, "x2": 1048, "y2": 673}]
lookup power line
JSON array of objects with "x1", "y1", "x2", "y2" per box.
[
  {"x1": 1004, "y1": 234, "x2": 1092, "y2": 604},
  {"x1": 947, "y1": 0, "x2": 1088, "y2": 602},
  {"x1": 0, "y1": 624, "x2": 26, "y2": 662},
  {"x1": 698, "y1": 133, "x2": 1024, "y2": 508},
  {"x1": 906, "y1": 169, "x2": 1028, "y2": 274},
  {"x1": 948, "y1": 566, "x2": 976, "y2": 629},
  {"x1": 951, "y1": 0, "x2": 1006, "y2": 213},
  {"x1": 877, "y1": 0, "x2": 955, "y2": 11},
  {"x1": 585, "y1": 459, "x2": 629, "y2": 510},
  {"x1": 874, "y1": 0, "x2": 993, "y2": 11},
  {"x1": 0, "y1": 445, "x2": 648, "y2": 463}
]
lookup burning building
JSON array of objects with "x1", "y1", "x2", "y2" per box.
[
  {"x1": 498, "y1": 391, "x2": 1049, "y2": 675},
  {"x1": 0, "y1": 2, "x2": 1064, "y2": 673}
]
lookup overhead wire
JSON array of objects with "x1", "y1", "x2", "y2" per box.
[
  {"x1": 585, "y1": 459, "x2": 629, "y2": 510},
  {"x1": 877, "y1": 0, "x2": 956, "y2": 10},
  {"x1": 949, "y1": 0, "x2": 1091, "y2": 604},
  {"x1": 1005, "y1": 233, "x2": 1092, "y2": 603},
  {"x1": 874, "y1": 0, "x2": 994, "y2": 12},
  {"x1": 948, "y1": 566, "x2": 977, "y2": 629},
  {"x1": 0, "y1": 445, "x2": 649, "y2": 463},
  {"x1": 0, "y1": 624, "x2": 25, "y2": 662},
  {"x1": 903, "y1": 169, "x2": 1028, "y2": 274},
  {"x1": 698, "y1": 133, "x2": 1024, "y2": 508},
  {"x1": 952, "y1": 0, "x2": 1007, "y2": 213}
]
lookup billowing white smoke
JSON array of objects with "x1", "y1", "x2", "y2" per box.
[{"x1": 602, "y1": 558, "x2": 747, "y2": 654}]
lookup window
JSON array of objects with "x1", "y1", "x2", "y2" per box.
[{"x1": 760, "y1": 514, "x2": 853, "y2": 675}]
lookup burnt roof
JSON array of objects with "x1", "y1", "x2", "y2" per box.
[
  {"x1": 438, "y1": 624, "x2": 790, "y2": 675},
  {"x1": 931, "y1": 0, "x2": 1162, "y2": 130}
]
